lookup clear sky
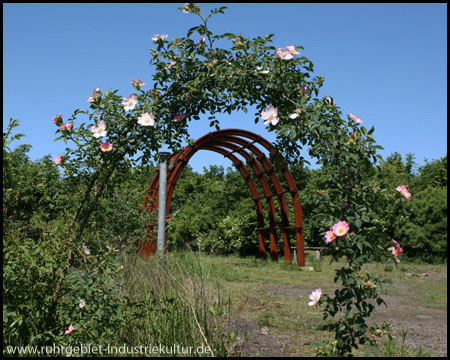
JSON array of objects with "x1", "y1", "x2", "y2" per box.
[{"x1": 3, "y1": 3, "x2": 447, "y2": 173}]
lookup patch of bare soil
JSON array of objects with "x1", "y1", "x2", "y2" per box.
[
  {"x1": 369, "y1": 272, "x2": 447, "y2": 357},
  {"x1": 228, "y1": 318, "x2": 296, "y2": 357},
  {"x1": 228, "y1": 273, "x2": 447, "y2": 357}
]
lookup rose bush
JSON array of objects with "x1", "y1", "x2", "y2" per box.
[{"x1": 4, "y1": 3, "x2": 414, "y2": 356}]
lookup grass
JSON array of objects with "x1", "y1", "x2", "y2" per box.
[
  {"x1": 113, "y1": 250, "x2": 446, "y2": 357},
  {"x1": 118, "y1": 251, "x2": 238, "y2": 357},
  {"x1": 193, "y1": 252, "x2": 447, "y2": 357}
]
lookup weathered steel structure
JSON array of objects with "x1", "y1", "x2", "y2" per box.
[{"x1": 139, "y1": 129, "x2": 305, "y2": 266}]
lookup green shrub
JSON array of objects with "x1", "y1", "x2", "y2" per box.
[
  {"x1": 3, "y1": 223, "x2": 132, "y2": 355},
  {"x1": 395, "y1": 186, "x2": 447, "y2": 263}
]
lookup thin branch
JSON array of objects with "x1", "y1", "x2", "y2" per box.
[{"x1": 76, "y1": 163, "x2": 118, "y2": 241}]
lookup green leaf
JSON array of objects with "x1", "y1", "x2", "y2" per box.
[
  {"x1": 356, "y1": 241, "x2": 363, "y2": 253},
  {"x1": 372, "y1": 145, "x2": 384, "y2": 150},
  {"x1": 277, "y1": 127, "x2": 290, "y2": 137},
  {"x1": 345, "y1": 307, "x2": 353, "y2": 320},
  {"x1": 289, "y1": 129, "x2": 297, "y2": 141},
  {"x1": 222, "y1": 32, "x2": 236, "y2": 38},
  {"x1": 187, "y1": 26, "x2": 200, "y2": 38}
]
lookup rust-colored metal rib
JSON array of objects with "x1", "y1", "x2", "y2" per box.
[
  {"x1": 202, "y1": 142, "x2": 279, "y2": 260},
  {"x1": 208, "y1": 134, "x2": 292, "y2": 262},
  {"x1": 139, "y1": 129, "x2": 305, "y2": 266}
]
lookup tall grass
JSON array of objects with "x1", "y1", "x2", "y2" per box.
[
  {"x1": 118, "y1": 250, "x2": 237, "y2": 357},
  {"x1": 380, "y1": 328, "x2": 435, "y2": 357}
]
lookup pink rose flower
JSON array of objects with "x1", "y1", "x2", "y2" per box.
[
  {"x1": 173, "y1": 113, "x2": 187, "y2": 122},
  {"x1": 64, "y1": 324, "x2": 77, "y2": 335},
  {"x1": 325, "y1": 227, "x2": 337, "y2": 243},
  {"x1": 87, "y1": 88, "x2": 101, "y2": 103},
  {"x1": 391, "y1": 239, "x2": 403, "y2": 263},
  {"x1": 100, "y1": 142, "x2": 113, "y2": 152},
  {"x1": 396, "y1": 185, "x2": 412, "y2": 199},
  {"x1": 137, "y1": 112, "x2": 156, "y2": 126},
  {"x1": 82, "y1": 243, "x2": 90, "y2": 255},
  {"x1": 54, "y1": 155, "x2": 62, "y2": 164},
  {"x1": 275, "y1": 48, "x2": 293, "y2": 60},
  {"x1": 261, "y1": 105, "x2": 279, "y2": 125},
  {"x1": 122, "y1": 95, "x2": 138, "y2": 111},
  {"x1": 152, "y1": 34, "x2": 168, "y2": 41},
  {"x1": 349, "y1": 112, "x2": 363, "y2": 124},
  {"x1": 52, "y1": 114, "x2": 63, "y2": 123},
  {"x1": 90, "y1": 120, "x2": 107, "y2": 138},
  {"x1": 332, "y1": 221, "x2": 350, "y2": 237},
  {"x1": 131, "y1": 78, "x2": 146, "y2": 89},
  {"x1": 308, "y1": 288, "x2": 322, "y2": 306},
  {"x1": 287, "y1": 45, "x2": 300, "y2": 55}
]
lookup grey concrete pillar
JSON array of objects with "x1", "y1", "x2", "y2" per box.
[{"x1": 157, "y1": 152, "x2": 171, "y2": 255}]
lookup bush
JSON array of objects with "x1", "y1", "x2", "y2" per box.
[
  {"x1": 3, "y1": 224, "x2": 131, "y2": 354},
  {"x1": 395, "y1": 186, "x2": 447, "y2": 263}
]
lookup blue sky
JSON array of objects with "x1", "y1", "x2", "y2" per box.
[{"x1": 3, "y1": 3, "x2": 447, "y2": 174}]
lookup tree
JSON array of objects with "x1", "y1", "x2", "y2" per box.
[
  {"x1": 395, "y1": 186, "x2": 447, "y2": 263},
  {"x1": 415, "y1": 155, "x2": 447, "y2": 191}
]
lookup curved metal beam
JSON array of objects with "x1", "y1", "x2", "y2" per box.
[{"x1": 139, "y1": 129, "x2": 305, "y2": 266}]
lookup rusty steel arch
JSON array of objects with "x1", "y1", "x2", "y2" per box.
[{"x1": 139, "y1": 128, "x2": 306, "y2": 266}]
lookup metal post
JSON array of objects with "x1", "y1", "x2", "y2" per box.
[{"x1": 157, "y1": 152, "x2": 171, "y2": 255}]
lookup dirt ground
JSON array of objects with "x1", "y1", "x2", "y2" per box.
[{"x1": 228, "y1": 272, "x2": 447, "y2": 357}]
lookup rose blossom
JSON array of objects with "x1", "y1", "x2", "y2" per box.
[
  {"x1": 122, "y1": 95, "x2": 138, "y2": 111},
  {"x1": 82, "y1": 243, "x2": 90, "y2": 255},
  {"x1": 325, "y1": 227, "x2": 337, "y2": 243},
  {"x1": 173, "y1": 113, "x2": 187, "y2": 122},
  {"x1": 396, "y1": 185, "x2": 411, "y2": 199},
  {"x1": 349, "y1": 112, "x2": 363, "y2": 124},
  {"x1": 287, "y1": 45, "x2": 300, "y2": 55},
  {"x1": 100, "y1": 142, "x2": 113, "y2": 152},
  {"x1": 64, "y1": 324, "x2": 77, "y2": 335},
  {"x1": 54, "y1": 155, "x2": 62, "y2": 164},
  {"x1": 275, "y1": 48, "x2": 293, "y2": 60},
  {"x1": 137, "y1": 112, "x2": 156, "y2": 126},
  {"x1": 152, "y1": 34, "x2": 168, "y2": 41},
  {"x1": 90, "y1": 120, "x2": 107, "y2": 138},
  {"x1": 261, "y1": 105, "x2": 279, "y2": 125},
  {"x1": 332, "y1": 221, "x2": 350, "y2": 237},
  {"x1": 52, "y1": 114, "x2": 62, "y2": 123},
  {"x1": 308, "y1": 288, "x2": 322, "y2": 306},
  {"x1": 131, "y1": 78, "x2": 146, "y2": 89},
  {"x1": 87, "y1": 88, "x2": 101, "y2": 103},
  {"x1": 391, "y1": 239, "x2": 403, "y2": 263}
]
